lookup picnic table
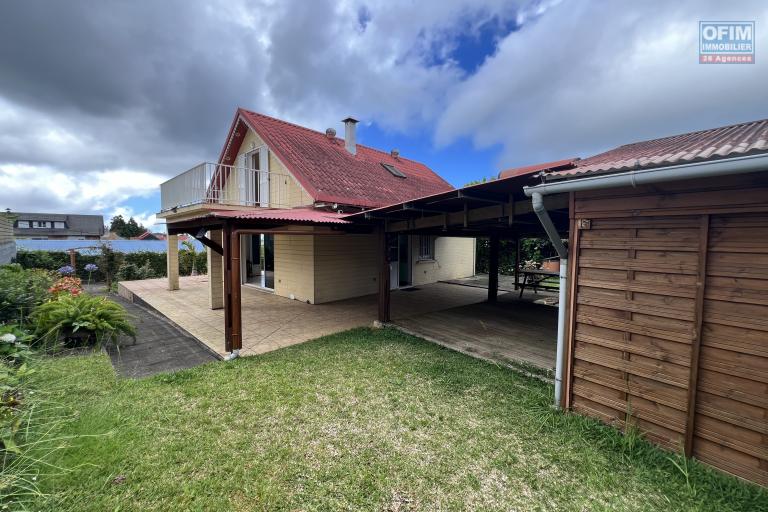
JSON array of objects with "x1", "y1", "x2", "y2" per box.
[{"x1": 518, "y1": 268, "x2": 559, "y2": 298}]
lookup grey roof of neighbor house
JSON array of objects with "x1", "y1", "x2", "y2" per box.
[{"x1": 12, "y1": 212, "x2": 105, "y2": 238}]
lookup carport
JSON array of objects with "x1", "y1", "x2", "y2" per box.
[{"x1": 347, "y1": 160, "x2": 573, "y2": 372}]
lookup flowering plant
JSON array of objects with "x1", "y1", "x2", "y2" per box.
[
  {"x1": 49, "y1": 276, "x2": 83, "y2": 297},
  {"x1": 84, "y1": 263, "x2": 98, "y2": 273},
  {"x1": 57, "y1": 265, "x2": 75, "y2": 276}
]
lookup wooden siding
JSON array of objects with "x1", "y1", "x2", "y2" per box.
[
  {"x1": 568, "y1": 173, "x2": 768, "y2": 487},
  {"x1": 227, "y1": 128, "x2": 313, "y2": 207}
]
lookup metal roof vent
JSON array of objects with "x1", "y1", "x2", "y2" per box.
[
  {"x1": 325, "y1": 127, "x2": 336, "y2": 139},
  {"x1": 391, "y1": 148, "x2": 400, "y2": 158}
]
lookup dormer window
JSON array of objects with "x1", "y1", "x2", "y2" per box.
[{"x1": 381, "y1": 163, "x2": 406, "y2": 178}]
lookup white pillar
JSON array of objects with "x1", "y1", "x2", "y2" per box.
[
  {"x1": 207, "y1": 229, "x2": 224, "y2": 309},
  {"x1": 167, "y1": 234, "x2": 180, "y2": 291}
]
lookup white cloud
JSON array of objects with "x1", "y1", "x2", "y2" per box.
[
  {"x1": 0, "y1": 164, "x2": 162, "y2": 222},
  {"x1": 435, "y1": 0, "x2": 768, "y2": 168}
]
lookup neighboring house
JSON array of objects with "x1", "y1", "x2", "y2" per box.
[
  {"x1": 12, "y1": 212, "x2": 104, "y2": 240},
  {"x1": 523, "y1": 118, "x2": 768, "y2": 487},
  {"x1": 159, "y1": 108, "x2": 475, "y2": 306},
  {"x1": 134, "y1": 232, "x2": 167, "y2": 241},
  {"x1": 0, "y1": 212, "x2": 16, "y2": 264}
]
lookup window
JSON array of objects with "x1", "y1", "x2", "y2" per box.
[
  {"x1": 34, "y1": 221, "x2": 49, "y2": 228},
  {"x1": 418, "y1": 235, "x2": 435, "y2": 261},
  {"x1": 16, "y1": 220, "x2": 29, "y2": 228},
  {"x1": 381, "y1": 162, "x2": 406, "y2": 178},
  {"x1": 54, "y1": 221, "x2": 66, "y2": 229}
]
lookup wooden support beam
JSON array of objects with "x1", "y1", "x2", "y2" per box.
[
  {"x1": 488, "y1": 235, "x2": 500, "y2": 303},
  {"x1": 684, "y1": 214, "x2": 710, "y2": 456},
  {"x1": 190, "y1": 229, "x2": 224, "y2": 255},
  {"x1": 514, "y1": 238, "x2": 521, "y2": 291},
  {"x1": 230, "y1": 229, "x2": 242, "y2": 351},
  {"x1": 507, "y1": 194, "x2": 515, "y2": 226},
  {"x1": 377, "y1": 228, "x2": 390, "y2": 322},
  {"x1": 222, "y1": 225, "x2": 233, "y2": 353},
  {"x1": 386, "y1": 194, "x2": 568, "y2": 233}
]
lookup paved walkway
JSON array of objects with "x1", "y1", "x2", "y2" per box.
[{"x1": 106, "y1": 293, "x2": 218, "y2": 378}]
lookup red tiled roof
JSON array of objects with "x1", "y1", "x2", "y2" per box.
[
  {"x1": 218, "y1": 109, "x2": 454, "y2": 208},
  {"x1": 498, "y1": 158, "x2": 578, "y2": 179},
  {"x1": 211, "y1": 207, "x2": 351, "y2": 224},
  {"x1": 548, "y1": 118, "x2": 768, "y2": 179}
]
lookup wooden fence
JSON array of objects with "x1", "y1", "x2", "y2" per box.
[{"x1": 565, "y1": 173, "x2": 768, "y2": 486}]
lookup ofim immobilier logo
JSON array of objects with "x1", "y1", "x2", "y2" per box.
[{"x1": 699, "y1": 21, "x2": 755, "y2": 64}]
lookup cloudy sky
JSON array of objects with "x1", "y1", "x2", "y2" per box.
[{"x1": 0, "y1": 0, "x2": 766, "y2": 231}]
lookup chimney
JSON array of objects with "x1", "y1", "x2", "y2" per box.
[{"x1": 342, "y1": 117, "x2": 358, "y2": 155}]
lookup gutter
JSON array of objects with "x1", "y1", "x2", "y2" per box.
[{"x1": 524, "y1": 152, "x2": 768, "y2": 409}]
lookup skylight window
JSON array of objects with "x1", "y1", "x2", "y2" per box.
[{"x1": 381, "y1": 162, "x2": 406, "y2": 178}]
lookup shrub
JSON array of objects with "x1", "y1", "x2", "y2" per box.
[
  {"x1": 0, "y1": 325, "x2": 34, "y2": 367},
  {"x1": 14, "y1": 250, "x2": 105, "y2": 282},
  {"x1": 116, "y1": 261, "x2": 156, "y2": 282},
  {"x1": 31, "y1": 294, "x2": 136, "y2": 348},
  {"x1": 98, "y1": 245, "x2": 122, "y2": 288},
  {"x1": 0, "y1": 265, "x2": 54, "y2": 324},
  {"x1": 49, "y1": 276, "x2": 84, "y2": 298}
]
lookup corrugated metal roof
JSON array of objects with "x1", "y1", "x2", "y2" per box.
[
  {"x1": 211, "y1": 207, "x2": 351, "y2": 224},
  {"x1": 498, "y1": 158, "x2": 578, "y2": 179},
  {"x1": 217, "y1": 109, "x2": 455, "y2": 209},
  {"x1": 547, "y1": 118, "x2": 768, "y2": 180}
]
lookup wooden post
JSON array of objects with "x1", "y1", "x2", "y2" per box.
[
  {"x1": 488, "y1": 235, "x2": 500, "y2": 302},
  {"x1": 377, "y1": 227, "x2": 390, "y2": 323},
  {"x1": 68, "y1": 249, "x2": 76, "y2": 269},
  {"x1": 684, "y1": 214, "x2": 710, "y2": 457},
  {"x1": 230, "y1": 230, "x2": 242, "y2": 351},
  {"x1": 514, "y1": 238, "x2": 521, "y2": 290},
  {"x1": 222, "y1": 226, "x2": 233, "y2": 353}
]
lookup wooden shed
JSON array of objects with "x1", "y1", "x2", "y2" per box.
[{"x1": 525, "y1": 119, "x2": 768, "y2": 487}]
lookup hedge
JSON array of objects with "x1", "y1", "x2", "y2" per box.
[{"x1": 13, "y1": 249, "x2": 207, "y2": 282}]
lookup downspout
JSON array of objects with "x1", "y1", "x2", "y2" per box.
[{"x1": 531, "y1": 192, "x2": 568, "y2": 408}]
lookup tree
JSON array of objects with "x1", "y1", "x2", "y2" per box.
[
  {"x1": 109, "y1": 215, "x2": 127, "y2": 234},
  {"x1": 109, "y1": 215, "x2": 147, "y2": 238}
]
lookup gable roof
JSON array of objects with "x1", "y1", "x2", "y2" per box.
[
  {"x1": 546, "y1": 118, "x2": 768, "y2": 180},
  {"x1": 217, "y1": 108, "x2": 454, "y2": 209}
]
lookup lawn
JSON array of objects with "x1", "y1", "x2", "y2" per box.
[{"x1": 25, "y1": 328, "x2": 768, "y2": 511}]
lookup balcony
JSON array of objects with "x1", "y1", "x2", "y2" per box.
[{"x1": 160, "y1": 162, "x2": 309, "y2": 213}]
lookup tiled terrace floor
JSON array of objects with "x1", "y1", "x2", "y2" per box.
[{"x1": 119, "y1": 276, "x2": 557, "y2": 370}]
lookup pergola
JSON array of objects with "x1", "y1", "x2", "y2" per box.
[
  {"x1": 165, "y1": 172, "x2": 570, "y2": 355},
  {"x1": 345, "y1": 173, "x2": 570, "y2": 323}
]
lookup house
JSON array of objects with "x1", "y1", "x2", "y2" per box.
[
  {"x1": 158, "y1": 108, "x2": 475, "y2": 309},
  {"x1": 155, "y1": 107, "x2": 765, "y2": 487},
  {"x1": 12, "y1": 212, "x2": 104, "y2": 240},
  {"x1": 523, "y1": 118, "x2": 768, "y2": 487},
  {"x1": 134, "y1": 231, "x2": 167, "y2": 241},
  {"x1": 0, "y1": 212, "x2": 15, "y2": 264}
]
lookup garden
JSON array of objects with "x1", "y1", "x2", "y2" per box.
[
  {"x1": 0, "y1": 261, "x2": 136, "y2": 508},
  {"x1": 0, "y1": 256, "x2": 766, "y2": 510}
]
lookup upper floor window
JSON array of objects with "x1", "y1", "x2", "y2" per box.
[
  {"x1": 418, "y1": 235, "x2": 435, "y2": 261},
  {"x1": 54, "y1": 221, "x2": 66, "y2": 229},
  {"x1": 33, "y1": 221, "x2": 49, "y2": 228},
  {"x1": 16, "y1": 220, "x2": 29, "y2": 228}
]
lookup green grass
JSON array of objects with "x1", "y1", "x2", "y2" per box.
[{"x1": 23, "y1": 328, "x2": 768, "y2": 511}]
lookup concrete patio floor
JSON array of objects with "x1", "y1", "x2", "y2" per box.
[{"x1": 119, "y1": 275, "x2": 557, "y2": 370}]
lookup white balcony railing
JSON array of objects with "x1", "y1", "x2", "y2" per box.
[{"x1": 160, "y1": 162, "x2": 307, "y2": 212}]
